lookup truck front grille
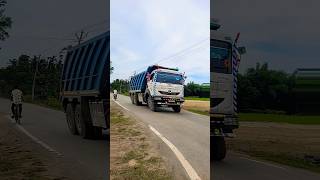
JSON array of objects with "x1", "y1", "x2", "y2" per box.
[{"x1": 159, "y1": 91, "x2": 180, "y2": 95}]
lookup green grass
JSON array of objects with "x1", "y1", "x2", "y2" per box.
[
  {"x1": 185, "y1": 96, "x2": 209, "y2": 101},
  {"x1": 186, "y1": 109, "x2": 209, "y2": 116},
  {"x1": 239, "y1": 113, "x2": 320, "y2": 125},
  {"x1": 186, "y1": 108, "x2": 320, "y2": 125}
]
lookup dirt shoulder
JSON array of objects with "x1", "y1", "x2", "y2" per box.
[
  {"x1": 0, "y1": 113, "x2": 66, "y2": 179},
  {"x1": 0, "y1": 113, "x2": 95, "y2": 180},
  {"x1": 228, "y1": 122, "x2": 320, "y2": 173},
  {"x1": 183, "y1": 100, "x2": 209, "y2": 116},
  {"x1": 110, "y1": 102, "x2": 185, "y2": 180}
]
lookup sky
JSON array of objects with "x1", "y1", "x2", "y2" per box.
[
  {"x1": 0, "y1": 0, "x2": 108, "y2": 67},
  {"x1": 111, "y1": 0, "x2": 210, "y2": 84},
  {"x1": 213, "y1": 0, "x2": 320, "y2": 73}
]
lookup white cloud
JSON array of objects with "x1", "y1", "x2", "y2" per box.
[{"x1": 111, "y1": 0, "x2": 210, "y2": 83}]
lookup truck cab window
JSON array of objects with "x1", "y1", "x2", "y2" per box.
[
  {"x1": 150, "y1": 73, "x2": 155, "y2": 82},
  {"x1": 211, "y1": 40, "x2": 232, "y2": 74},
  {"x1": 155, "y1": 72, "x2": 183, "y2": 85}
]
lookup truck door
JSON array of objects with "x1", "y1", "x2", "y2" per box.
[{"x1": 147, "y1": 73, "x2": 156, "y2": 96}]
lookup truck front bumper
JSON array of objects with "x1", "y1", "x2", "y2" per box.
[{"x1": 153, "y1": 96, "x2": 184, "y2": 106}]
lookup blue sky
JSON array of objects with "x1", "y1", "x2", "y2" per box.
[{"x1": 111, "y1": 0, "x2": 210, "y2": 84}]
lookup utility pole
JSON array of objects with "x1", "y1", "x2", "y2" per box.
[
  {"x1": 32, "y1": 55, "x2": 40, "y2": 101},
  {"x1": 75, "y1": 30, "x2": 88, "y2": 45}
]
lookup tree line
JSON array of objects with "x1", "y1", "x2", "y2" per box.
[
  {"x1": 110, "y1": 79, "x2": 210, "y2": 98},
  {"x1": 0, "y1": 55, "x2": 63, "y2": 101},
  {"x1": 1, "y1": 55, "x2": 313, "y2": 114}
]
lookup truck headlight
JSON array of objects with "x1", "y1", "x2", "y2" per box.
[{"x1": 154, "y1": 97, "x2": 162, "y2": 100}]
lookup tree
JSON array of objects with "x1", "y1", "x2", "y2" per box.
[
  {"x1": 237, "y1": 62, "x2": 291, "y2": 112},
  {"x1": 0, "y1": 0, "x2": 12, "y2": 43},
  {"x1": 111, "y1": 79, "x2": 129, "y2": 94},
  {"x1": 184, "y1": 81, "x2": 201, "y2": 97},
  {"x1": 0, "y1": 55, "x2": 63, "y2": 100}
]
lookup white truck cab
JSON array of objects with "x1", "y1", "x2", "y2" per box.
[
  {"x1": 146, "y1": 68, "x2": 185, "y2": 112},
  {"x1": 129, "y1": 65, "x2": 185, "y2": 112},
  {"x1": 210, "y1": 19, "x2": 246, "y2": 161}
]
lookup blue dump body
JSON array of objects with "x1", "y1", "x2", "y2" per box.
[
  {"x1": 129, "y1": 65, "x2": 170, "y2": 92},
  {"x1": 61, "y1": 32, "x2": 110, "y2": 97}
]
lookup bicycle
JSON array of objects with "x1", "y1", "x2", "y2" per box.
[
  {"x1": 13, "y1": 104, "x2": 21, "y2": 124},
  {"x1": 113, "y1": 94, "x2": 118, "y2": 101}
]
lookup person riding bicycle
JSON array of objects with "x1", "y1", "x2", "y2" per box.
[
  {"x1": 11, "y1": 86, "x2": 23, "y2": 119},
  {"x1": 113, "y1": 89, "x2": 118, "y2": 100}
]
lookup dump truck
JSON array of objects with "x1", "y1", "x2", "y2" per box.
[
  {"x1": 129, "y1": 65, "x2": 185, "y2": 112},
  {"x1": 210, "y1": 19, "x2": 246, "y2": 160},
  {"x1": 60, "y1": 32, "x2": 110, "y2": 139}
]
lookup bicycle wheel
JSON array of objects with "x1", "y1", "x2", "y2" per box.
[{"x1": 14, "y1": 105, "x2": 20, "y2": 124}]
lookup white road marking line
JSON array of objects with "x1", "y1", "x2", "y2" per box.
[
  {"x1": 149, "y1": 125, "x2": 202, "y2": 180},
  {"x1": 112, "y1": 99, "x2": 130, "y2": 112},
  {"x1": 5, "y1": 115, "x2": 62, "y2": 156},
  {"x1": 240, "y1": 157, "x2": 286, "y2": 170}
]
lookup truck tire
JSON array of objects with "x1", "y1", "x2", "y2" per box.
[
  {"x1": 211, "y1": 136, "x2": 226, "y2": 161},
  {"x1": 66, "y1": 104, "x2": 78, "y2": 135},
  {"x1": 130, "y1": 94, "x2": 135, "y2": 104},
  {"x1": 172, "y1": 106, "x2": 181, "y2": 113},
  {"x1": 134, "y1": 93, "x2": 142, "y2": 106},
  {"x1": 93, "y1": 127, "x2": 103, "y2": 139},
  {"x1": 147, "y1": 97, "x2": 157, "y2": 112},
  {"x1": 74, "y1": 104, "x2": 94, "y2": 139}
]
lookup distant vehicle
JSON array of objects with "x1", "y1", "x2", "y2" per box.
[
  {"x1": 129, "y1": 65, "x2": 185, "y2": 112},
  {"x1": 60, "y1": 32, "x2": 110, "y2": 139},
  {"x1": 113, "y1": 93, "x2": 117, "y2": 101},
  {"x1": 210, "y1": 19, "x2": 246, "y2": 161}
]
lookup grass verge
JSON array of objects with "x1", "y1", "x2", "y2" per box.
[
  {"x1": 186, "y1": 108, "x2": 209, "y2": 116},
  {"x1": 183, "y1": 105, "x2": 320, "y2": 125},
  {"x1": 184, "y1": 96, "x2": 209, "y2": 101},
  {"x1": 110, "y1": 105, "x2": 173, "y2": 180}
]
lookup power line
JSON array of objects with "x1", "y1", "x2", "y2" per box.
[{"x1": 132, "y1": 37, "x2": 209, "y2": 74}]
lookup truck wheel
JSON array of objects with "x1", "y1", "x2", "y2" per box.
[
  {"x1": 147, "y1": 97, "x2": 157, "y2": 112},
  {"x1": 134, "y1": 93, "x2": 142, "y2": 106},
  {"x1": 211, "y1": 136, "x2": 226, "y2": 161},
  {"x1": 66, "y1": 104, "x2": 78, "y2": 135},
  {"x1": 130, "y1": 94, "x2": 135, "y2": 104},
  {"x1": 93, "y1": 127, "x2": 103, "y2": 139},
  {"x1": 172, "y1": 106, "x2": 181, "y2": 113},
  {"x1": 74, "y1": 104, "x2": 94, "y2": 139}
]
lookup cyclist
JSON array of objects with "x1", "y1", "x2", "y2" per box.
[
  {"x1": 11, "y1": 86, "x2": 23, "y2": 119},
  {"x1": 113, "y1": 89, "x2": 118, "y2": 100}
]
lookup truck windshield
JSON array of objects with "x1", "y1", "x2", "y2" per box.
[
  {"x1": 155, "y1": 72, "x2": 183, "y2": 85},
  {"x1": 211, "y1": 40, "x2": 232, "y2": 74}
]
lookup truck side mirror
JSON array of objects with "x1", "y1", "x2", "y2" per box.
[{"x1": 238, "y1": 47, "x2": 246, "y2": 55}]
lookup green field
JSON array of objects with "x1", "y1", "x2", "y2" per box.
[
  {"x1": 184, "y1": 96, "x2": 209, "y2": 101},
  {"x1": 239, "y1": 113, "x2": 320, "y2": 125},
  {"x1": 185, "y1": 108, "x2": 320, "y2": 125}
]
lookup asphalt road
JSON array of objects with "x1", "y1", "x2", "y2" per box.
[
  {"x1": 0, "y1": 98, "x2": 109, "y2": 180},
  {"x1": 114, "y1": 94, "x2": 210, "y2": 180},
  {"x1": 213, "y1": 152, "x2": 320, "y2": 180}
]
